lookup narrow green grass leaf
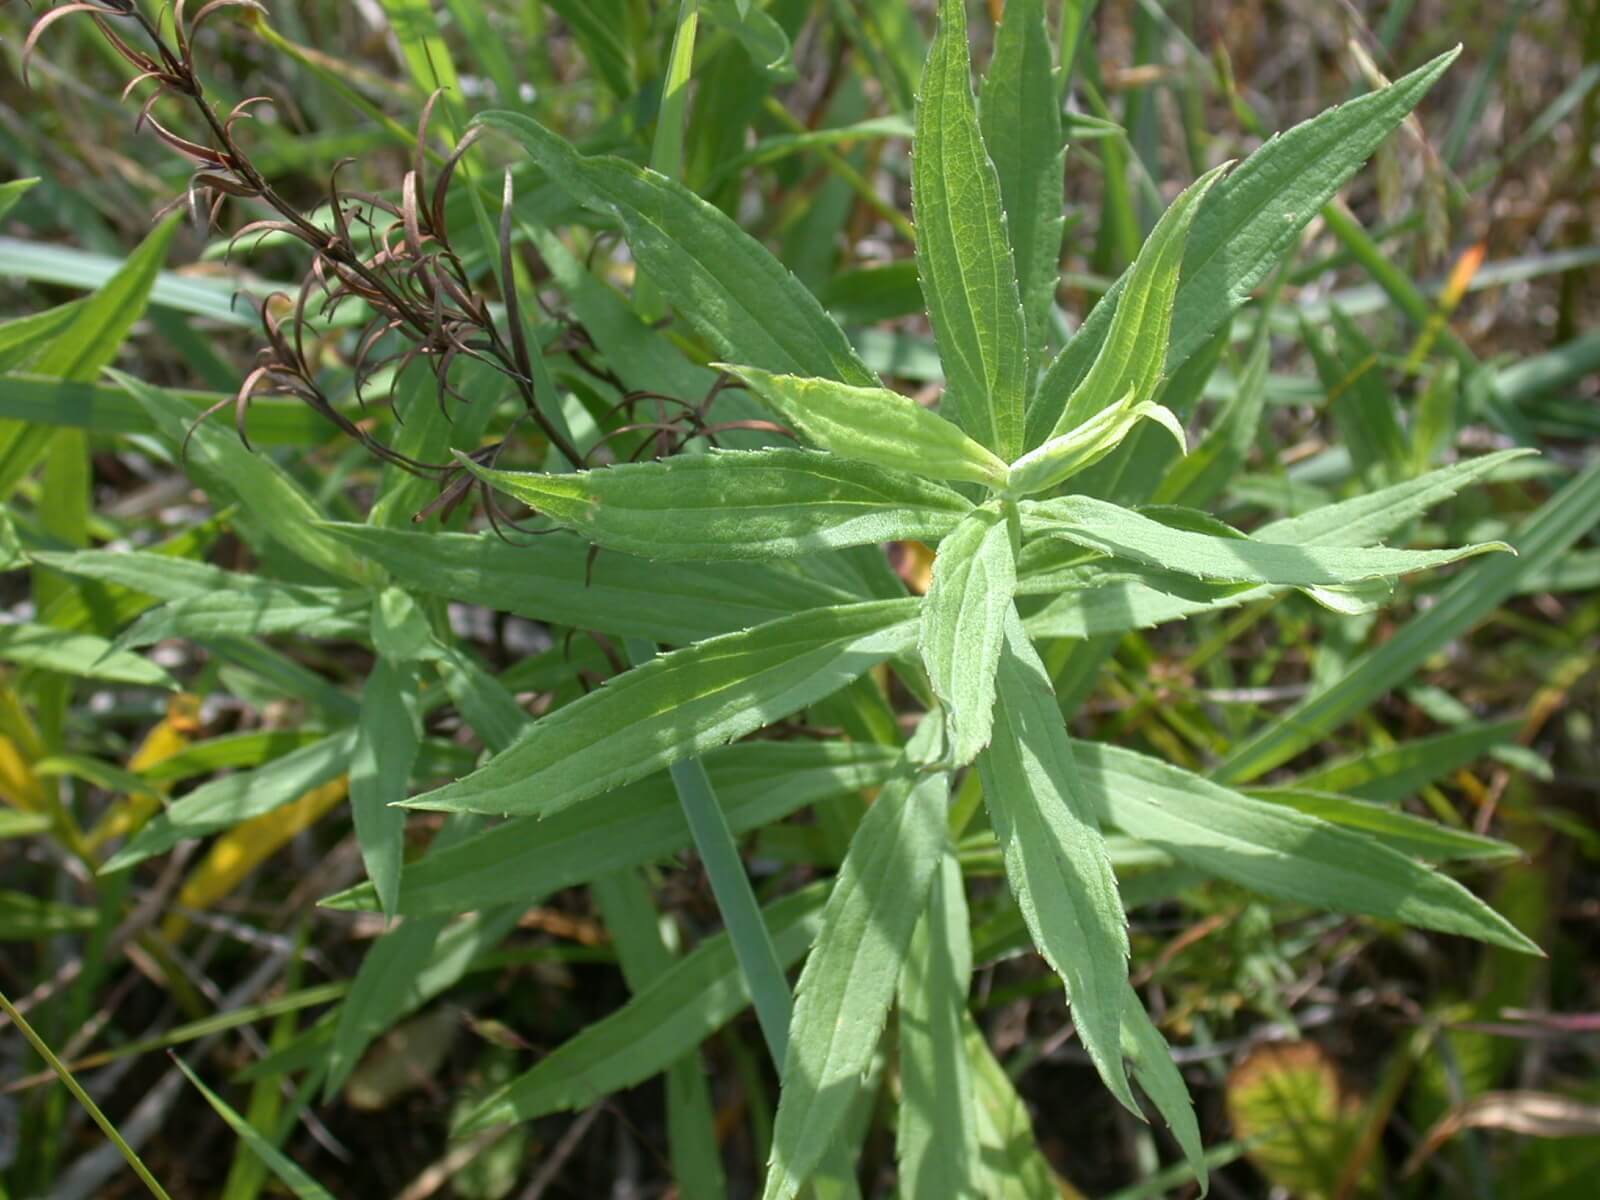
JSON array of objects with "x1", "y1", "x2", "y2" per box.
[
  {"x1": 350, "y1": 660, "x2": 419, "y2": 917},
  {"x1": 0, "y1": 891, "x2": 99, "y2": 939},
  {"x1": 0, "y1": 217, "x2": 179, "y2": 500},
  {"x1": 1218, "y1": 461, "x2": 1600, "y2": 783},
  {"x1": 0, "y1": 303, "x2": 84, "y2": 373},
  {"x1": 0, "y1": 624, "x2": 174, "y2": 689},
  {"x1": 317, "y1": 523, "x2": 853, "y2": 645},
  {"x1": 977, "y1": 609, "x2": 1134, "y2": 1109},
  {"x1": 172, "y1": 1057, "x2": 334, "y2": 1200},
  {"x1": 323, "y1": 743, "x2": 898, "y2": 916},
  {"x1": 404, "y1": 599, "x2": 919, "y2": 819},
  {"x1": 1022, "y1": 494, "x2": 1509, "y2": 586},
  {"x1": 762, "y1": 771, "x2": 948, "y2": 1200},
  {"x1": 724, "y1": 365, "x2": 1008, "y2": 487},
  {"x1": 0, "y1": 376, "x2": 327, "y2": 445},
  {"x1": 458, "y1": 884, "x2": 830, "y2": 1132},
  {"x1": 980, "y1": 0, "x2": 1064, "y2": 374},
  {"x1": 1048, "y1": 165, "x2": 1227, "y2": 439},
  {"x1": 1077, "y1": 741, "x2": 1539, "y2": 953},
  {"x1": 896, "y1": 853, "x2": 980, "y2": 1199},
  {"x1": 542, "y1": 0, "x2": 634, "y2": 98},
  {"x1": 1290, "y1": 719, "x2": 1522, "y2": 803},
  {"x1": 1028, "y1": 49, "x2": 1460, "y2": 444},
  {"x1": 463, "y1": 449, "x2": 972, "y2": 560},
  {"x1": 103, "y1": 732, "x2": 358, "y2": 872},
  {"x1": 914, "y1": 0, "x2": 1028, "y2": 458},
  {"x1": 479, "y1": 110, "x2": 876, "y2": 387},
  {"x1": 0, "y1": 177, "x2": 39, "y2": 221},
  {"x1": 921, "y1": 506, "x2": 1017, "y2": 764},
  {"x1": 117, "y1": 371, "x2": 373, "y2": 587}
]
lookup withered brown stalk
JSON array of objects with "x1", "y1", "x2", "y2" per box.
[{"x1": 21, "y1": 0, "x2": 587, "y2": 485}]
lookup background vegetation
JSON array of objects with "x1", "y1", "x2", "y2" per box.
[{"x1": 1, "y1": 0, "x2": 1598, "y2": 1197}]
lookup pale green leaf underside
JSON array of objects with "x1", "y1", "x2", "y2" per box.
[
  {"x1": 977, "y1": 609, "x2": 1135, "y2": 1110},
  {"x1": 762, "y1": 771, "x2": 949, "y2": 1200},
  {"x1": 724, "y1": 364, "x2": 1008, "y2": 488},
  {"x1": 897, "y1": 853, "x2": 980, "y2": 1199},
  {"x1": 1022, "y1": 494, "x2": 1510, "y2": 586},
  {"x1": 404, "y1": 599, "x2": 920, "y2": 819},
  {"x1": 914, "y1": 0, "x2": 1028, "y2": 458},
  {"x1": 464, "y1": 449, "x2": 972, "y2": 561},
  {"x1": 1077, "y1": 741, "x2": 1539, "y2": 954},
  {"x1": 920, "y1": 506, "x2": 1017, "y2": 765}
]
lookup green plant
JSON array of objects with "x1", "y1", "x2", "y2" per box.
[{"x1": 6, "y1": 2, "x2": 1600, "y2": 1197}]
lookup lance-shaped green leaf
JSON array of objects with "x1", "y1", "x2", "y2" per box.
[
  {"x1": 0, "y1": 624, "x2": 175, "y2": 690},
  {"x1": 897, "y1": 852, "x2": 980, "y2": 1199},
  {"x1": 762, "y1": 770, "x2": 949, "y2": 1200},
  {"x1": 914, "y1": 0, "x2": 1029, "y2": 459},
  {"x1": 477, "y1": 111, "x2": 876, "y2": 388},
  {"x1": 981, "y1": 0, "x2": 1065, "y2": 374},
  {"x1": 460, "y1": 449, "x2": 972, "y2": 561},
  {"x1": 1021, "y1": 450, "x2": 1536, "y2": 637},
  {"x1": 1028, "y1": 49, "x2": 1460, "y2": 445},
  {"x1": 1009, "y1": 390, "x2": 1186, "y2": 497},
  {"x1": 976, "y1": 609, "x2": 1135, "y2": 1110},
  {"x1": 1048, "y1": 164, "x2": 1227, "y2": 440},
  {"x1": 111, "y1": 584, "x2": 368, "y2": 651},
  {"x1": 1074, "y1": 741, "x2": 1539, "y2": 954},
  {"x1": 457, "y1": 884, "x2": 829, "y2": 1132},
  {"x1": 316, "y1": 523, "x2": 854, "y2": 645},
  {"x1": 1022, "y1": 494, "x2": 1511, "y2": 586},
  {"x1": 921, "y1": 505, "x2": 1017, "y2": 764},
  {"x1": 1120, "y1": 984, "x2": 1207, "y2": 1191},
  {"x1": 722, "y1": 365, "x2": 1008, "y2": 488},
  {"x1": 963, "y1": 1011, "x2": 1063, "y2": 1197},
  {"x1": 404, "y1": 599, "x2": 920, "y2": 819}
]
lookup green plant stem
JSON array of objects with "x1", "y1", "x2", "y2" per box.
[
  {"x1": 623, "y1": 638, "x2": 795, "y2": 1066},
  {"x1": 0, "y1": 987, "x2": 173, "y2": 1200}
]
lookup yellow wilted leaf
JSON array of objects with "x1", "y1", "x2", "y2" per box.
[
  {"x1": 87, "y1": 693, "x2": 202, "y2": 851},
  {"x1": 162, "y1": 777, "x2": 348, "y2": 942}
]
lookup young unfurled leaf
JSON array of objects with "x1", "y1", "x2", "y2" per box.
[
  {"x1": 723, "y1": 365, "x2": 1008, "y2": 488},
  {"x1": 460, "y1": 449, "x2": 972, "y2": 561},
  {"x1": 1008, "y1": 390, "x2": 1186, "y2": 497},
  {"x1": 1047, "y1": 164, "x2": 1227, "y2": 440},
  {"x1": 403, "y1": 599, "x2": 919, "y2": 819},
  {"x1": 1022, "y1": 494, "x2": 1511, "y2": 586},
  {"x1": 976, "y1": 609, "x2": 1135, "y2": 1110},
  {"x1": 762, "y1": 771, "x2": 949, "y2": 1200},
  {"x1": 921, "y1": 505, "x2": 1017, "y2": 765},
  {"x1": 914, "y1": 0, "x2": 1029, "y2": 459}
]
